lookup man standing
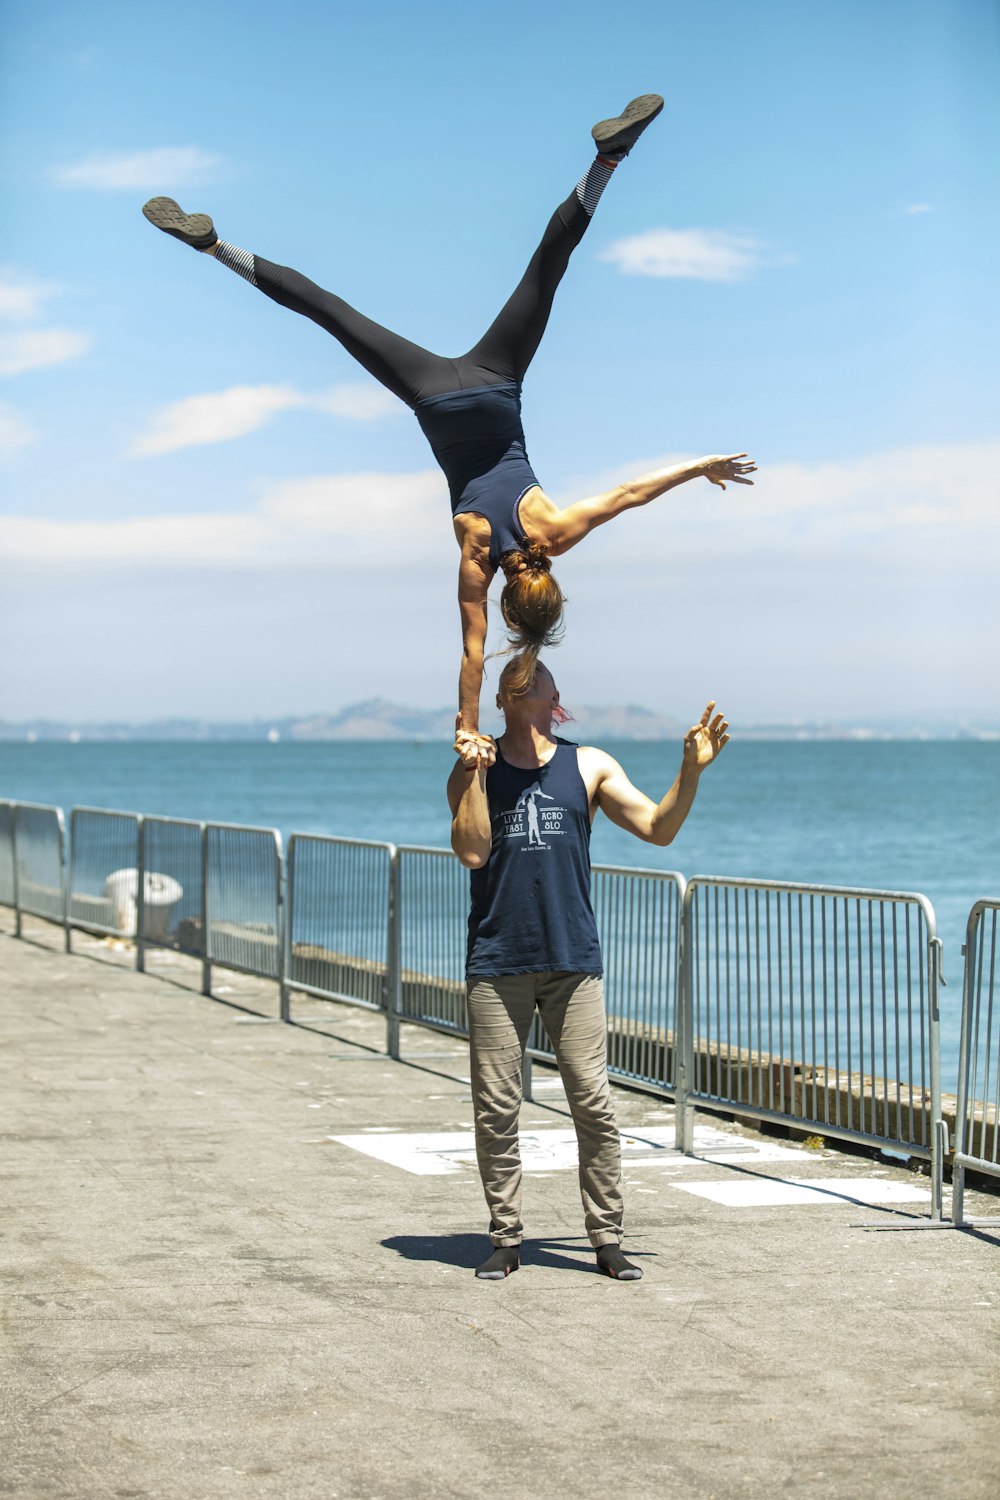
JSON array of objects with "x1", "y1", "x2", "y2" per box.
[{"x1": 447, "y1": 658, "x2": 728, "y2": 1281}]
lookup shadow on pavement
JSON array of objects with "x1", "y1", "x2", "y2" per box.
[{"x1": 382, "y1": 1233, "x2": 656, "y2": 1275}]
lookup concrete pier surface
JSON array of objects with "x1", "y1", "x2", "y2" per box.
[{"x1": 2, "y1": 921, "x2": 999, "y2": 1500}]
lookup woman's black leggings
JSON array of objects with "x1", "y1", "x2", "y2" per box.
[{"x1": 251, "y1": 189, "x2": 590, "y2": 408}]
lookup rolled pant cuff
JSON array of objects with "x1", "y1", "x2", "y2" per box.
[
  {"x1": 490, "y1": 1235, "x2": 522, "y2": 1248},
  {"x1": 590, "y1": 1232, "x2": 624, "y2": 1249}
]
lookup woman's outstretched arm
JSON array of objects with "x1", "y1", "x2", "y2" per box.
[
  {"x1": 543, "y1": 453, "x2": 756, "y2": 554},
  {"x1": 456, "y1": 543, "x2": 494, "y2": 736}
]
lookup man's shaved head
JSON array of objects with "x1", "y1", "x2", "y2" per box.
[{"x1": 498, "y1": 655, "x2": 555, "y2": 708}]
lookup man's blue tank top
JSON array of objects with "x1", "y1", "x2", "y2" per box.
[
  {"x1": 466, "y1": 738, "x2": 603, "y2": 978},
  {"x1": 414, "y1": 382, "x2": 537, "y2": 571}
]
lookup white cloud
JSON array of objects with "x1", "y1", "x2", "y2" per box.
[
  {"x1": 260, "y1": 470, "x2": 443, "y2": 539},
  {"x1": 599, "y1": 229, "x2": 783, "y2": 281},
  {"x1": 131, "y1": 381, "x2": 399, "y2": 455},
  {"x1": 51, "y1": 147, "x2": 222, "y2": 192},
  {"x1": 565, "y1": 440, "x2": 1000, "y2": 572},
  {"x1": 0, "y1": 271, "x2": 89, "y2": 379},
  {"x1": 131, "y1": 386, "x2": 305, "y2": 456},
  {"x1": 0, "y1": 512, "x2": 272, "y2": 567},
  {"x1": 0, "y1": 400, "x2": 37, "y2": 457},
  {"x1": 903, "y1": 203, "x2": 933, "y2": 215},
  {"x1": 0, "y1": 270, "x2": 60, "y2": 321},
  {"x1": 0, "y1": 467, "x2": 446, "y2": 568},
  {"x1": 0, "y1": 327, "x2": 91, "y2": 376}
]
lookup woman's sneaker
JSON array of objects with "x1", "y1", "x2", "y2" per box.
[
  {"x1": 591, "y1": 93, "x2": 664, "y2": 157},
  {"x1": 142, "y1": 196, "x2": 218, "y2": 249}
]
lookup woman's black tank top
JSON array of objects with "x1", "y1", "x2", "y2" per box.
[{"x1": 414, "y1": 382, "x2": 538, "y2": 571}]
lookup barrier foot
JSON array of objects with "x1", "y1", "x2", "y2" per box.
[
  {"x1": 855, "y1": 1216, "x2": 1000, "y2": 1231},
  {"x1": 930, "y1": 1118, "x2": 947, "y2": 1221},
  {"x1": 675, "y1": 1082, "x2": 694, "y2": 1154}
]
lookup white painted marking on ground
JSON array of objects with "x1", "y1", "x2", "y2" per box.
[
  {"x1": 332, "y1": 1131, "x2": 471, "y2": 1175},
  {"x1": 619, "y1": 1124, "x2": 803, "y2": 1168},
  {"x1": 330, "y1": 1124, "x2": 804, "y2": 1177},
  {"x1": 672, "y1": 1178, "x2": 931, "y2": 1208}
]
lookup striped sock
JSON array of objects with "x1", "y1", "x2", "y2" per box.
[
  {"x1": 575, "y1": 155, "x2": 620, "y2": 217},
  {"x1": 213, "y1": 241, "x2": 258, "y2": 287}
]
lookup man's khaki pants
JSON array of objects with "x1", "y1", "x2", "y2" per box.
[{"x1": 466, "y1": 972, "x2": 623, "y2": 1248}]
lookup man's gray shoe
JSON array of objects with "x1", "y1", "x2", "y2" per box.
[
  {"x1": 591, "y1": 93, "x2": 664, "y2": 156},
  {"x1": 142, "y1": 196, "x2": 218, "y2": 249}
]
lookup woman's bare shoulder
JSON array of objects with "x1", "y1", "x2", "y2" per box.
[
  {"x1": 516, "y1": 485, "x2": 561, "y2": 546},
  {"x1": 453, "y1": 510, "x2": 492, "y2": 555}
]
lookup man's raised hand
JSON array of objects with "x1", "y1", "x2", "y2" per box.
[
  {"x1": 683, "y1": 702, "x2": 730, "y2": 770},
  {"x1": 700, "y1": 454, "x2": 757, "y2": 490}
]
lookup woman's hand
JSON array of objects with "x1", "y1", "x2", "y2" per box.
[
  {"x1": 699, "y1": 454, "x2": 757, "y2": 490},
  {"x1": 682, "y1": 702, "x2": 730, "y2": 769},
  {"x1": 454, "y1": 718, "x2": 497, "y2": 771}
]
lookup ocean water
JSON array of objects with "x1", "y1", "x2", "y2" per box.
[{"x1": 2, "y1": 740, "x2": 997, "y2": 1087}]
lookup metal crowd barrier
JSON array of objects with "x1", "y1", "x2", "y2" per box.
[
  {"x1": 395, "y1": 845, "x2": 470, "y2": 1040},
  {"x1": 284, "y1": 834, "x2": 395, "y2": 1023},
  {"x1": 7, "y1": 797, "x2": 995, "y2": 1219},
  {"x1": 68, "y1": 807, "x2": 141, "y2": 942},
  {"x1": 681, "y1": 876, "x2": 944, "y2": 1214},
  {"x1": 593, "y1": 866, "x2": 686, "y2": 1095},
  {"x1": 0, "y1": 801, "x2": 15, "y2": 914},
  {"x1": 10, "y1": 802, "x2": 67, "y2": 940},
  {"x1": 137, "y1": 816, "x2": 205, "y2": 970},
  {"x1": 951, "y1": 900, "x2": 1000, "y2": 1226},
  {"x1": 202, "y1": 822, "x2": 284, "y2": 1000}
]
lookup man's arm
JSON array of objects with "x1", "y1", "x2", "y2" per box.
[
  {"x1": 583, "y1": 703, "x2": 730, "y2": 846},
  {"x1": 546, "y1": 456, "x2": 756, "y2": 554},
  {"x1": 447, "y1": 755, "x2": 493, "y2": 869}
]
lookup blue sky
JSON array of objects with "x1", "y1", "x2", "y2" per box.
[{"x1": 1, "y1": 0, "x2": 998, "y2": 726}]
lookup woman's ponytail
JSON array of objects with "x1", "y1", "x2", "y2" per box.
[
  {"x1": 499, "y1": 543, "x2": 565, "y2": 650},
  {"x1": 490, "y1": 542, "x2": 567, "y2": 704},
  {"x1": 498, "y1": 641, "x2": 543, "y2": 703}
]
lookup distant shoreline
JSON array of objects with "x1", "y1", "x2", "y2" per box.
[
  {"x1": 2, "y1": 725, "x2": 997, "y2": 745},
  {"x1": 2, "y1": 697, "x2": 998, "y2": 744}
]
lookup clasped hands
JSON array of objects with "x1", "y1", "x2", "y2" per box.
[{"x1": 454, "y1": 716, "x2": 497, "y2": 771}]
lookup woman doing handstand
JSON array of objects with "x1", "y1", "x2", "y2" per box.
[{"x1": 143, "y1": 95, "x2": 756, "y2": 750}]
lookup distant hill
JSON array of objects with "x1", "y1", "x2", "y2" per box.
[{"x1": 0, "y1": 698, "x2": 685, "y2": 742}]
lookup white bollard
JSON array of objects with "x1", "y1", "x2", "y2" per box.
[{"x1": 103, "y1": 868, "x2": 182, "y2": 940}]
